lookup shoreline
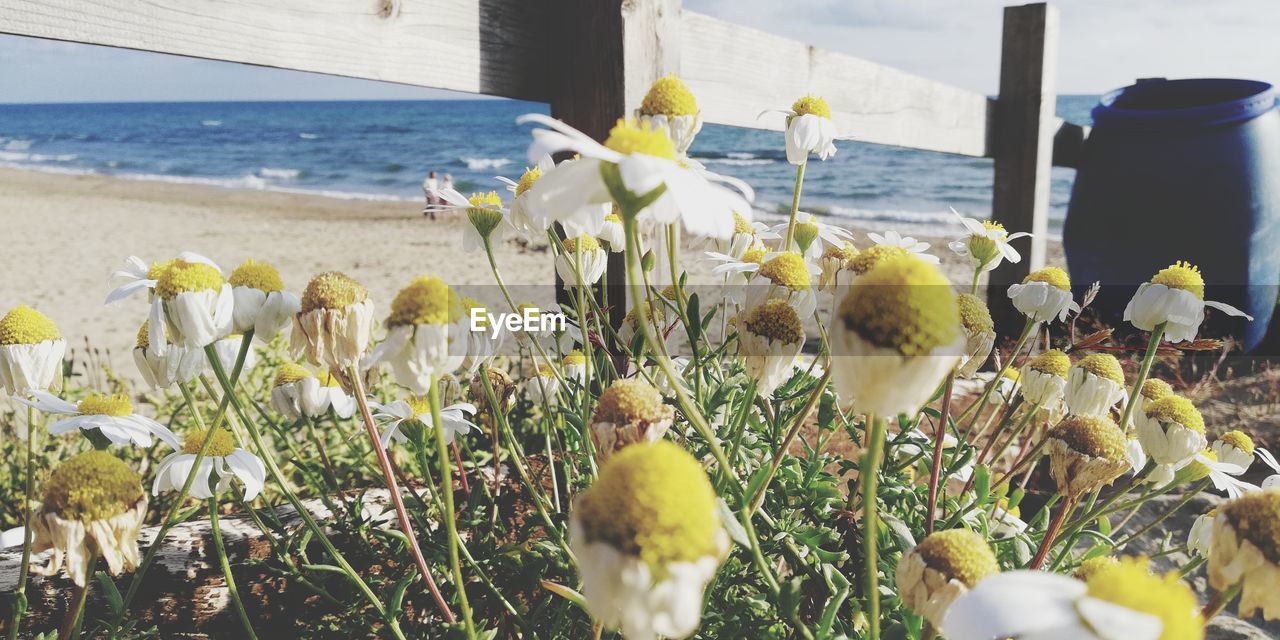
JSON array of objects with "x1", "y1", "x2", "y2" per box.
[{"x1": 0, "y1": 167, "x2": 1063, "y2": 385}]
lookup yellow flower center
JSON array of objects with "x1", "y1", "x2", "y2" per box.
[
  {"x1": 603, "y1": 118, "x2": 677, "y2": 160},
  {"x1": 913, "y1": 529, "x2": 999, "y2": 587},
  {"x1": 1141, "y1": 378, "x2": 1174, "y2": 401},
  {"x1": 1051, "y1": 415, "x2": 1127, "y2": 462},
  {"x1": 563, "y1": 350, "x2": 586, "y2": 367},
  {"x1": 318, "y1": 370, "x2": 344, "y2": 388},
  {"x1": 757, "y1": 252, "x2": 811, "y2": 292},
  {"x1": 576, "y1": 441, "x2": 721, "y2": 570},
  {"x1": 981, "y1": 220, "x2": 1007, "y2": 235},
  {"x1": 1085, "y1": 556, "x2": 1204, "y2": 640},
  {"x1": 136, "y1": 322, "x2": 151, "y2": 350},
  {"x1": 1001, "y1": 367, "x2": 1021, "y2": 382},
  {"x1": 1218, "y1": 430, "x2": 1255, "y2": 456},
  {"x1": 839, "y1": 256, "x2": 961, "y2": 356},
  {"x1": 845, "y1": 244, "x2": 908, "y2": 276},
  {"x1": 741, "y1": 299, "x2": 804, "y2": 345},
  {"x1": 822, "y1": 241, "x2": 858, "y2": 263},
  {"x1": 300, "y1": 271, "x2": 368, "y2": 313},
  {"x1": 1073, "y1": 555, "x2": 1119, "y2": 581},
  {"x1": 1150, "y1": 261, "x2": 1205, "y2": 300},
  {"x1": 42, "y1": 451, "x2": 143, "y2": 522},
  {"x1": 639, "y1": 75, "x2": 698, "y2": 117},
  {"x1": 1221, "y1": 489, "x2": 1280, "y2": 563},
  {"x1": 1144, "y1": 395, "x2": 1205, "y2": 433},
  {"x1": 791, "y1": 95, "x2": 832, "y2": 119},
  {"x1": 593, "y1": 378, "x2": 668, "y2": 425},
  {"x1": 732, "y1": 212, "x2": 753, "y2": 236},
  {"x1": 1022, "y1": 266, "x2": 1071, "y2": 292},
  {"x1": 387, "y1": 275, "x2": 460, "y2": 327},
  {"x1": 562, "y1": 234, "x2": 601, "y2": 254},
  {"x1": 1180, "y1": 449, "x2": 1215, "y2": 482},
  {"x1": 956, "y1": 293, "x2": 994, "y2": 334},
  {"x1": 624, "y1": 300, "x2": 666, "y2": 330},
  {"x1": 273, "y1": 363, "x2": 313, "y2": 388},
  {"x1": 536, "y1": 363, "x2": 556, "y2": 379},
  {"x1": 405, "y1": 396, "x2": 432, "y2": 417},
  {"x1": 77, "y1": 393, "x2": 133, "y2": 417},
  {"x1": 181, "y1": 427, "x2": 237, "y2": 457},
  {"x1": 1075, "y1": 353, "x2": 1125, "y2": 386},
  {"x1": 0, "y1": 305, "x2": 61, "y2": 345},
  {"x1": 228, "y1": 259, "x2": 285, "y2": 293},
  {"x1": 467, "y1": 191, "x2": 505, "y2": 237},
  {"x1": 154, "y1": 260, "x2": 225, "y2": 299},
  {"x1": 1028, "y1": 349, "x2": 1071, "y2": 378},
  {"x1": 605, "y1": 213, "x2": 622, "y2": 224},
  {"x1": 146, "y1": 259, "x2": 176, "y2": 280},
  {"x1": 515, "y1": 166, "x2": 542, "y2": 197},
  {"x1": 741, "y1": 244, "x2": 767, "y2": 265}
]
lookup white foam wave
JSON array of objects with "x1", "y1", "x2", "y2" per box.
[
  {"x1": 3, "y1": 139, "x2": 34, "y2": 151},
  {"x1": 299, "y1": 133, "x2": 319, "y2": 140},
  {"x1": 0, "y1": 151, "x2": 78, "y2": 163},
  {"x1": 701, "y1": 157, "x2": 773, "y2": 166},
  {"x1": 0, "y1": 162, "x2": 97, "y2": 177},
  {"x1": 259, "y1": 167, "x2": 301, "y2": 179},
  {"x1": 461, "y1": 157, "x2": 511, "y2": 170},
  {"x1": 202, "y1": 120, "x2": 223, "y2": 127},
  {"x1": 110, "y1": 171, "x2": 412, "y2": 202}
]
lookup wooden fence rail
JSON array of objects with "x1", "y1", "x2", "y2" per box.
[{"x1": 0, "y1": 0, "x2": 1070, "y2": 324}]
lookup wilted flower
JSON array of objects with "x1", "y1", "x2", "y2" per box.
[
  {"x1": 1125, "y1": 261, "x2": 1251, "y2": 343},
  {"x1": 1209, "y1": 489, "x2": 1280, "y2": 620},
  {"x1": 227, "y1": 258, "x2": 300, "y2": 340},
  {"x1": 571, "y1": 441, "x2": 728, "y2": 639},
  {"x1": 152, "y1": 427, "x2": 266, "y2": 501},
  {"x1": 17, "y1": 391, "x2": 177, "y2": 448},
  {"x1": 470, "y1": 367, "x2": 516, "y2": 419},
  {"x1": 133, "y1": 321, "x2": 203, "y2": 390},
  {"x1": 955, "y1": 293, "x2": 995, "y2": 378},
  {"x1": 31, "y1": 451, "x2": 147, "y2": 586},
  {"x1": 1006, "y1": 267, "x2": 1079, "y2": 324},
  {"x1": 291, "y1": 271, "x2": 375, "y2": 373},
  {"x1": 366, "y1": 275, "x2": 466, "y2": 394},
  {"x1": 896, "y1": 528, "x2": 999, "y2": 628},
  {"x1": 1134, "y1": 395, "x2": 1207, "y2": 486},
  {"x1": 0, "y1": 304, "x2": 66, "y2": 395},
  {"x1": 818, "y1": 242, "x2": 858, "y2": 291},
  {"x1": 735, "y1": 298, "x2": 805, "y2": 397},
  {"x1": 1064, "y1": 353, "x2": 1127, "y2": 418},
  {"x1": 830, "y1": 255, "x2": 963, "y2": 416},
  {"x1": 944, "y1": 557, "x2": 1204, "y2": 639},
  {"x1": 636, "y1": 75, "x2": 702, "y2": 155},
  {"x1": 1019, "y1": 349, "x2": 1070, "y2": 408},
  {"x1": 1045, "y1": 414, "x2": 1130, "y2": 499},
  {"x1": 556, "y1": 234, "x2": 609, "y2": 287},
  {"x1": 1211, "y1": 430, "x2": 1256, "y2": 470},
  {"x1": 269, "y1": 363, "x2": 356, "y2": 421},
  {"x1": 371, "y1": 396, "x2": 477, "y2": 448},
  {"x1": 589, "y1": 378, "x2": 674, "y2": 460}
]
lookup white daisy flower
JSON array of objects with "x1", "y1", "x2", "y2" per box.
[
  {"x1": 517, "y1": 114, "x2": 752, "y2": 240},
  {"x1": 597, "y1": 211, "x2": 626, "y2": 252},
  {"x1": 148, "y1": 258, "x2": 235, "y2": 353},
  {"x1": 635, "y1": 75, "x2": 703, "y2": 156},
  {"x1": 948, "y1": 208, "x2": 1030, "y2": 273},
  {"x1": 291, "y1": 271, "x2": 376, "y2": 373},
  {"x1": 571, "y1": 441, "x2": 728, "y2": 640},
  {"x1": 1129, "y1": 378, "x2": 1175, "y2": 429},
  {"x1": 1006, "y1": 267, "x2": 1079, "y2": 324},
  {"x1": 943, "y1": 561, "x2": 1202, "y2": 640},
  {"x1": 588, "y1": 379, "x2": 674, "y2": 461},
  {"x1": 496, "y1": 155, "x2": 556, "y2": 240},
  {"x1": 817, "y1": 242, "x2": 859, "y2": 292},
  {"x1": 769, "y1": 212, "x2": 854, "y2": 258},
  {"x1": 523, "y1": 363, "x2": 563, "y2": 407},
  {"x1": 955, "y1": 293, "x2": 996, "y2": 378},
  {"x1": 370, "y1": 397, "x2": 477, "y2": 449},
  {"x1": 561, "y1": 350, "x2": 588, "y2": 383},
  {"x1": 1258, "y1": 447, "x2": 1280, "y2": 489},
  {"x1": 747, "y1": 252, "x2": 818, "y2": 319},
  {"x1": 1188, "y1": 508, "x2": 1216, "y2": 557},
  {"x1": 152, "y1": 427, "x2": 266, "y2": 501},
  {"x1": 366, "y1": 276, "x2": 467, "y2": 394},
  {"x1": 765, "y1": 95, "x2": 837, "y2": 165},
  {"x1": 429, "y1": 189, "x2": 510, "y2": 251},
  {"x1": 734, "y1": 299, "x2": 805, "y2": 397},
  {"x1": 269, "y1": 364, "x2": 356, "y2": 421},
  {"x1": 104, "y1": 252, "x2": 220, "y2": 305},
  {"x1": 555, "y1": 234, "x2": 609, "y2": 287},
  {"x1": 1211, "y1": 431, "x2": 1258, "y2": 470},
  {"x1": 226, "y1": 259, "x2": 300, "y2": 340},
  {"x1": 1064, "y1": 354, "x2": 1127, "y2": 419},
  {"x1": 0, "y1": 305, "x2": 66, "y2": 395},
  {"x1": 868, "y1": 229, "x2": 939, "y2": 264},
  {"x1": 896, "y1": 529, "x2": 999, "y2": 629},
  {"x1": 1124, "y1": 261, "x2": 1251, "y2": 343},
  {"x1": 831, "y1": 256, "x2": 963, "y2": 416},
  {"x1": 1134, "y1": 395, "x2": 1207, "y2": 486},
  {"x1": 211, "y1": 334, "x2": 258, "y2": 377},
  {"x1": 132, "y1": 321, "x2": 203, "y2": 390},
  {"x1": 16, "y1": 390, "x2": 177, "y2": 448},
  {"x1": 457, "y1": 296, "x2": 505, "y2": 375},
  {"x1": 708, "y1": 212, "x2": 771, "y2": 261},
  {"x1": 1019, "y1": 349, "x2": 1070, "y2": 408},
  {"x1": 1181, "y1": 450, "x2": 1255, "y2": 499}
]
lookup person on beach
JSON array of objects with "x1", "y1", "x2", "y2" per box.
[
  {"x1": 442, "y1": 173, "x2": 454, "y2": 194},
  {"x1": 422, "y1": 171, "x2": 439, "y2": 219}
]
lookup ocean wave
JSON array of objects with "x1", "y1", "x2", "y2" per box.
[
  {"x1": 0, "y1": 151, "x2": 78, "y2": 163},
  {"x1": 106, "y1": 171, "x2": 413, "y2": 202},
  {"x1": 201, "y1": 120, "x2": 223, "y2": 127},
  {"x1": 3, "y1": 139, "x2": 34, "y2": 151},
  {"x1": 700, "y1": 157, "x2": 773, "y2": 166},
  {"x1": 299, "y1": 133, "x2": 320, "y2": 140},
  {"x1": 259, "y1": 167, "x2": 302, "y2": 179},
  {"x1": 810, "y1": 204, "x2": 1063, "y2": 240},
  {"x1": 460, "y1": 157, "x2": 511, "y2": 170},
  {"x1": 0, "y1": 162, "x2": 97, "y2": 177}
]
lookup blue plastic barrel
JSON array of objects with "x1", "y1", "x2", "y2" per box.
[{"x1": 1063, "y1": 78, "x2": 1280, "y2": 351}]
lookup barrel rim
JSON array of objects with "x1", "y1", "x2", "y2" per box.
[{"x1": 1093, "y1": 78, "x2": 1276, "y2": 130}]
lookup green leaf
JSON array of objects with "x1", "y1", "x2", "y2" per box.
[
  {"x1": 973, "y1": 464, "x2": 992, "y2": 504},
  {"x1": 686, "y1": 293, "x2": 701, "y2": 343},
  {"x1": 779, "y1": 577, "x2": 803, "y2": 620},
  {"x1": 96, "y1": 571, "x2": 123, "y2": 615},
  {"x1": 818, "y1": 392, "x2": 836, "y2": 431},
  {"x1": 882, "y1": 514, "x2": 917, "y2": 551}
]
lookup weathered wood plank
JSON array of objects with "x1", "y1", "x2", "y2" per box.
[
  {"x1": 0, "y1": 0, "x2": 551, "y2": 102},
  {"x1": 679, "y1": 11, "x2": 993, "y2": 158},
  {"x1": 988, "y1": 2, "x2": 1059, "y2": 328}
]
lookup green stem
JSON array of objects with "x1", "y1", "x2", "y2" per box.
[
  {"x1": 747, "y1": 369, "x2": 832, "y2": 515},
  {"x1": 207, "y1": 496, "x2": 259, "y2": 640},
  {"x1": 9, "y1": 405, "x2": 36, "y2": 640},
  {"x1": 959, "y1": 318, "x2": 1035, "y2": 435},
  {"x1": 427, "y1": 375, "x2": 477, "y2": 639},
  {"x1": 783, "y1": 162, "x2": 807, "y2": 249},
  {"x1": 860, "y1": 414, "x2": 888, "y2": 640},
  {"x1": 1202, "y1": 582, "x2": 1242, "y2": 619},
  {"x1": 1117, "y1": 322, "x2": 1167, "y2": 433},
  {"x1": 926, "y1": 376, "x2": 957, "y2": 535}
]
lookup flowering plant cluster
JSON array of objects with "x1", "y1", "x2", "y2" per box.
[{"x1": 2, "y1": 75, "x2": 1278, "y2": 640}]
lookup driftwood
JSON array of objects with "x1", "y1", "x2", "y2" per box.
[{"x1": 0, "y1": 458, "x2": 556, "y2": 638}]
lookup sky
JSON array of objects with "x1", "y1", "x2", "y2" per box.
[{"x1": 1, "y1": 0, "x2": 1278, "y2": 103}]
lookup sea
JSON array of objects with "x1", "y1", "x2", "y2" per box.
[{"x1": 0, "y1": 96, "x2": 1096, "y2": 234}]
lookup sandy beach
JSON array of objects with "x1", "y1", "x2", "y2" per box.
[{"x1": 2, "y1": 167, "x2": 1064, "y2": 384}]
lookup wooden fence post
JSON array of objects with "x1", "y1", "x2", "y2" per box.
[
  {"x1": 550, "y1": 0, "x2": 682, "y2": 328},
  {"x1": 988, "y1": 2, "x2": 1059, "y2": 333}
]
